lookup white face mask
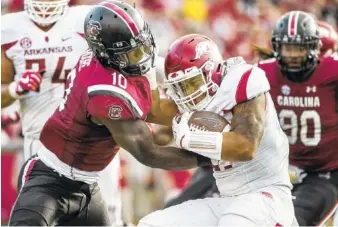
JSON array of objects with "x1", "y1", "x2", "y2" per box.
[
  {"x1": 165, "y1": 61, "x2": 218, "y2": 112},
  {"x1": 24, "y1": 0, "x2": 69, "y2": 26}
]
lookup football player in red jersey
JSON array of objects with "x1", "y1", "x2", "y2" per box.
[
  {"x1": 8, "y1": 1, "x2": 210, "y2": 226},
  {"x1": 257, "y1": 11, "x2": 338, "y2": 226}
]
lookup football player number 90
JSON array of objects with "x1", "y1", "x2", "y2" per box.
[
  {"x1": 25, "y1": 57, "x2": 71, "y2": 84},
  {"x1": 279, "y1": 110, "x2": 321, "y2": 146}
]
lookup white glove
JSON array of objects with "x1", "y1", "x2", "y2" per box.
[
  {"x1": 289, "y1": 165, "x2": 307, "y2": 184},
  {"x1": 8, "y1": 71, "x2": 42, "y2": 99},
  {"x1": 172, "y1": 112, "x2": 192, "y2": 148}
]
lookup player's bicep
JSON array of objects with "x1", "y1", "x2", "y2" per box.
[
  {"x1": 99, "y1": 117, "x2": 157, "y2": 163},
  {"x1": 1, "y1": 49, "x2": 15, "y2": 84},
  {"x1": 231, "y1": 94, "x2": 266, "y2": 149}
]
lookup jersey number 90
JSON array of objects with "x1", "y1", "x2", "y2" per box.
[{"x1": 279, "y1": 110, "x2": 321, "y2": 146}]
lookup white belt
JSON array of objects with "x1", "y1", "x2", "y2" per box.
[{"x1": 37, "y1": 144, "x2": 100, "y2": 184}]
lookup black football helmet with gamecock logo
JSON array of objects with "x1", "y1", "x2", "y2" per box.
[
  {"x1": 84, "y1": 0, "x2": 156, "y2": 75},
  {"x1": 272, "y1": 11, "x2": 320, "y2": 82}
]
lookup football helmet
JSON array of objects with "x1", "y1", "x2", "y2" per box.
[
  {"x1": 164, "y1": 34, "x2": 223, "y2": 112},
  {"x1": 84, "y1": 0, "x2": 156, "y2": 75},
  {"x1": 317, "y1": 20, "x2": 338, "y2": 57},
  {"x1": 272, "y1": 11, "x2": 320, "y2": 82},
  {"x1": 24, "y1": 0, "x2": 69, "y2": 26}
]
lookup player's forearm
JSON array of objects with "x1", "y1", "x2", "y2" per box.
[
  {"x1": 219, "y1": 95, "x2": 265, "y2": 161},
  {"x1": 1, "y1": 86, "x2": 16, "y2": 108},
  {"x1": 147, "y1": 98, "x2": 178, "y2": 126},
  {"x1": 152, "y1": 125, "x2": 174, "y2": 146},
  {"x1": 179, "y1": 130, "x2": 256, "y2": 162},
  {"x1": 149, "y1": 89, "x2": 160, "y2": 115},
  {"x1": 220, "y1": 132, "x2": 256, "y2": 161},
  {"x1": 143, "y1": 146, "x2": 203, "y2": 170}
]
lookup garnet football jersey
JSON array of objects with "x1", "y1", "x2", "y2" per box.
[
  {"x1": 258, "y1": 56, "x2": 338, "y2": 172},
  {"x1": 178, "y1": 63, "x2": 292, "y2": 196},
  {"x1": 39, "y1": 50, "x2": 152, "y2": 176},
  {"x1": 1, "y1": 5, "x2": 91, "y2": 139}
]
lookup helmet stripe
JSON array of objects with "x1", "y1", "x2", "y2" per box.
[
  {"x1": 99, "y1": 1, "x2": 140, "y2": 36},
  {"x1": 288, "y1": 11, "x2": 299, "y2": 37}
]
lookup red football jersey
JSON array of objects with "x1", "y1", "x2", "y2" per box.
[
  {"x1": 40, "y1": 50, "x2": 152, "y2": 171},
  {"x1": 258, "y1": 56, "x2": 338, "y2": 172}
]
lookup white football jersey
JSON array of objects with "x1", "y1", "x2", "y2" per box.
[
  {"x1": 197, "y1": 63, "x2": 292, "y2": 196},
  {"x1": 1, "y1": 6, "x2": 91, "y2": 138}
]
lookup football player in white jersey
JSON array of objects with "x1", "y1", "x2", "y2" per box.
[
  {"x1": 138, "y1": 34, "x2": 296, "y2": 226},
  {"x1": 1, "y1": 1, "x2": 122, "y2": 225}
]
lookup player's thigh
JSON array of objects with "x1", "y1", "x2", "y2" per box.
[
  {"x1": 98, "y1": 153, "x2": 122, "y2": 225},
  {"x1": 10, "y1": 157, "x2": 70, "y2": 226},
  {"x1": 292, "y1": 175, "x2": 338, "y2": 226},
  {"x1": 68, "y1": 183, "x2": 111, "y2": 226},
  {"x1": 218, "y1": 188, "x2": 294, "y2": 226},
  {"x1": 10, "y1": 187, "x2": 65, "y2": 226},
  {"x1": 138, "y1": 198, "x2": 219, "y2": 227},
  {"x1": 87, "y1": 184, "x2": 112, "y2": 226}
]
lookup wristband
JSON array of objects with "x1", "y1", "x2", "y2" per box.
[{"x1": 183, "y1": 131, "x2": 223, "y2": 160}]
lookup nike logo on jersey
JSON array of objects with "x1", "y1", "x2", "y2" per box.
[{"x1": 61, "y1": 37, "x2": 71, "y2": 42}]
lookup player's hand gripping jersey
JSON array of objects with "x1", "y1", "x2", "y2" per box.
[
  {"x1": 258, "y1": 55, "x2": 338, "y2": 172},
  {"x1": 39, "y1": 50, "x2": 152, "y2": 182},
  {"x1": 1, "y1": 5, "x2": 91, "y2": 139}
]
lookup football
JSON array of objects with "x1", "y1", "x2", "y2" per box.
[{"x1": 188, "y1": 111, "x2": 229, "y2": 132}]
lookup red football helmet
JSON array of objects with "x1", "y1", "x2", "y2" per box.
[
  {"x1": 164, "y1": 34, "x2": 223, "y2": 111},
  {"x1": 317, "y1": 20, "x2": 338, "y2": 57}
]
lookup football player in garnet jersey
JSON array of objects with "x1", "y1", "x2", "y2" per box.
[
  {"x1": 1, "y1": 0, "x2": 125, "y2": 225},
  {"x1": 8, "y1": 2, "x2": 211, "y2": 226},
  {"x1": 138, "y1": 34, "x2": 295, "y2": 226},
  {"x1": 257, "y1": 11, "x2": 338, "y2": 226}
]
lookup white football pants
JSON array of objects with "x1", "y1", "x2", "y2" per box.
[{"x1": 138, "y1": 186, "x2": 296, "y2": 227}]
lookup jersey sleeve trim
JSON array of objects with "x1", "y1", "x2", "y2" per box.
[
  {"x1": 2, "y1": 40, "x2": 18, "y2": 51},
  {"x1": 88, "y1": 85, "x2": 144, "y2": 118},
  {"x1": 235, "y1": 67, "x2": 253, "y2": 103}
]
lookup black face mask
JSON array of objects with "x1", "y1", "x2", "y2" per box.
[{"x1": 273, "y1": 42, "x2": 320, "y2": 83}]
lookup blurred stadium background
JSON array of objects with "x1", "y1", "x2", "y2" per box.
[{"x1": 2, "y1": 0, "x2": 338, "y2": 225}]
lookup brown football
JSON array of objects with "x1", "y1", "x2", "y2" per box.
[{"x1": 188, "y1": 111, "x2": 229, "y2": 132}]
